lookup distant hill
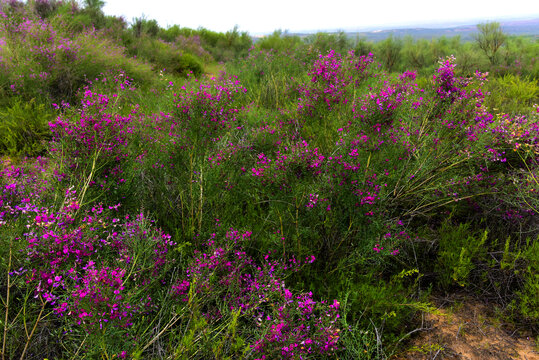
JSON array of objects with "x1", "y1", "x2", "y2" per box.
[{"x1": 289, "y1": 18, "x2": 539, "y2": 42}]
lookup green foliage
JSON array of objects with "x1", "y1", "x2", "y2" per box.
[
  {"x1": 0, "y1": 11, "x2": 155, "y2": 103},
  {"x1": 174, "y1": 53, "x2": 204, "y2": 76},
  {"x1": 402, "y1": 37, "x2": 432, "y2": 70},
  {"x1": 354, "y1": 36, "x2": 374, "y2": 56},
  {"x1": 180, "y1": 26, "x2": 252, "y2": 62},
  {"x1": 31, "y1": 0, "x2": 63, "y2": 19},
  {"x1": 517, "y1": 237, "x2": 539, "y2": 321},
  {"x1": 71, "y1": 31, "x2": 155, "y2": 89},
  {"x1": 256, "y1": 29, "x2": 302, "y2": 52},
  {"x1": 158, "y1": 24, "x2": 184, "y2": 42},
  {"x1": 304, "y1": 31, "x2": 350, "y2": 55},
  {"x1": 1, "y1": 1, "x2": 539, "y2": 357},
  {"x1": 338, "y1": 272, "x2": 421, "y2": 335},
  {"x1": 53, "y1": 2, "x2": 97, "y2": 32},
  {"x1": 83, "y1": 0, "x2": 105, "y2": 11},
  {"x1": 377, "y1": 35, "x2": 403, "y2": 72},
  {"x1": 125, "y1": 35, "x2": 203, "y2": 77},
  {"x1": 455, "y1": 45, "x2": 485, "y2": 75},
  {"x1": 501, "y1": 35, "x2": 539, "y2": 78},
  {"x1": 474, "y1": 21, "x2": 507, "y2": 65},
  {"x1": 485, "y1": 74, "x2": 538, "y2": 114},
  {"x1": 131, "y1": 16, "x2": 160, "y2": 38},
  {"x1": 52, "y1": 0, "x2": 108, "y2": 30},
  {"x1": 226, "y1": 49, "x2": 307, "y2": 109},
  {"x1": 337, "y1": 321, "x2": 383, "y2": 359},
  {"x1": 0, "y1": 98, "x2": 53, "y2": 156},
  {"x1": 436, "y1": 221, "x2": 487, "y2": 289},
  {"x1": 125, "y1": 22, "x2": 249, "y2": 73}
]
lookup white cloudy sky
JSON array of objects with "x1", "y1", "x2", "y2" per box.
[{"x1": 102, "y1": 0, "x2": 538, "y2": 34}]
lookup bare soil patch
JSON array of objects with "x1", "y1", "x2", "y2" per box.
[{"x1": 394, "y1": 295, "x2": 538, "y2": 360}]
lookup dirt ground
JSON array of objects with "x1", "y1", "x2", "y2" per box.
[{"x1": 394, "y1": 295, "x2": 538, "y2": 360}]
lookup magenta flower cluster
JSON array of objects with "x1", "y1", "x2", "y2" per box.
[
  {"x1": 1, "y1": 162, "x2": 174, "y2": 333},
  {"x1": 172, "y1": 75, "x2": 247, "y2": 138},
  {"x1": 352, "y1": 72, "x2": 418, "y2": 123},
  {"x1": 172, "y1": 230, "x2": 341, "y2": 359},
  {"x1": 297, "y1": 50, "x2": 374, "y2": 115}
]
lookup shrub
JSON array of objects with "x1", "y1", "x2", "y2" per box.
[
  {"x1": 173, "y1": 52, "x2": 203, "y2": 77},
  {"x1": 256, "y1": 30, "x2": 302, "y2": 52},
  {"x1": 171, "y1": 230, "x2": 341, "y2": 359},
  {"x1": 227, "y1": 47, "x2": 309, "y2": 109},
  {"x1": 0, "y1": 98, "x2": 54, "y2": 156},
  {"x1": 485, "y1": 74, "x2": 538, "y2": 114},
  {"x1": 0, "y1": 166, "x2": 176, "y2": 356},
  {"x1": 435, "y1": 221, "x2": 487, "y2": 289},
  {"x1": 0, "y1": 11, "x2": 155, "y2": 103},
  {"x1": 517, "y1": 237, "x2": 539, "y2": 322}
]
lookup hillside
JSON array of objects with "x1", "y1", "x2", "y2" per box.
[{"x1": 0, "y1": 1, "x2": 538, "y2": 359}]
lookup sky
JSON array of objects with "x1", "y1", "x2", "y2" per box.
[{"x1": 102, "y1": 0, "x2": 539, "y2": 35}]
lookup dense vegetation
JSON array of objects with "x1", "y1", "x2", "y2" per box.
[{"x1": 0, "y1": 1, "x2": 538, "y2": 358}]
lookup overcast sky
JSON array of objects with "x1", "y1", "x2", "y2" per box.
[{"x1": 102, "y1": 0, "x2": 539, "y2": 34}]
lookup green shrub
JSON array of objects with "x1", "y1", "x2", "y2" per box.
[
  {"x1": 304, "y1": 31, "x2": 350, "y2": 55},
  {"x1": 124, "y1": 35, "x2": 204, "y2": 77},
  {"x1": 376, "y1": 35, "x2": 403, "y2": 72},
  {"x1": 517, "y1": 237, "x2": 539, "y2": 321},
  {"x1": 485, "y1": 74, "x2": 538, "y2": 114},
  {"x1": 436, "y1": 221, "x2": 487, "y2": 289},
  {"x1": 227, "y1": 49, "x2": 307, "y2": 109},
  {"x1": 71, "y1": 30, "x2": 156, "y2": 88},
  {"x1": 0, "y1": 98, "x2": 53, "y2": 156},
  {"x1": 0, "y1": 12, "x2": 155, "y2": 103},
  {"x1": 173, "y1": 53, "x2": 203, "y2": 76},
  {"x1": 256, "y1": 30, "x2": 302, "y2": 52}
]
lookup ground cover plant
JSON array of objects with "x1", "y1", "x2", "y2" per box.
[{"x1": 0, "y1": 1, "x2": 538, "y2": 358}]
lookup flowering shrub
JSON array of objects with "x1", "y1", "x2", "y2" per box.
[
  {"x1": 1, "y1": 4, "x2": 538, "y2": 355},
  {"x1": 0, "y1": 9, "x2": 152, "y2": 102},
  {"x1": 46, "y1": 73, "x2": 141, "y2": 204},
  {"x1": 17, "y1": 191, "x2": 173, "y2": 329},
  {"x1": 352, "y1": 71, "x2": 418, "y2": 124},
  {"x1": 172, "y1": 75, "x2": 247, "y2": 141},
  {"x1": 50, "y1": 89, "x2": 133, "y2": 160},
  {"x1": 433, "y1": 55, "x2": 469, "y2": 102},
  {"x1": 1, "y1": 160, "x2": 175, "y2": 355},
  {"x1": 250, "y1": 140, "x2": 326, "y2": 190},
  {"x1": 297, "y1": 50, "x2": 374, "y2": 118},
  {"x1": 172, "y1": 230, "x2": 341, "y2": 359},
  {"x1": 0, "y1": 157, "x2": 52, "y2": 227}
]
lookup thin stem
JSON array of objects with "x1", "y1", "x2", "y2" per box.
[
  {"x1": 141, "y1": 314, "x2": 181, "y2": 353},
  {"x1": 70, "y1": 334, "x2": 88, "y2": 360},
  {"x1": 77, "y1": 148, "x2": 101, "y2": 211},
  {"x1": 19, "y1": 297, "x2": 47, "y2": 360},
  {"x1": 403, "y1": 192, "x2": 493, "y2": 217},
  {"x1": 2, "y1": 240, "x2": 12, "y2": 360},
  {"x1": 198, "y1": 165, "x2": 203, "y2": 234}
]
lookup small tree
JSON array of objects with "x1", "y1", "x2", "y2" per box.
[{"x1": 474, "y1": 22, "x2": 506, "y2": 65}]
